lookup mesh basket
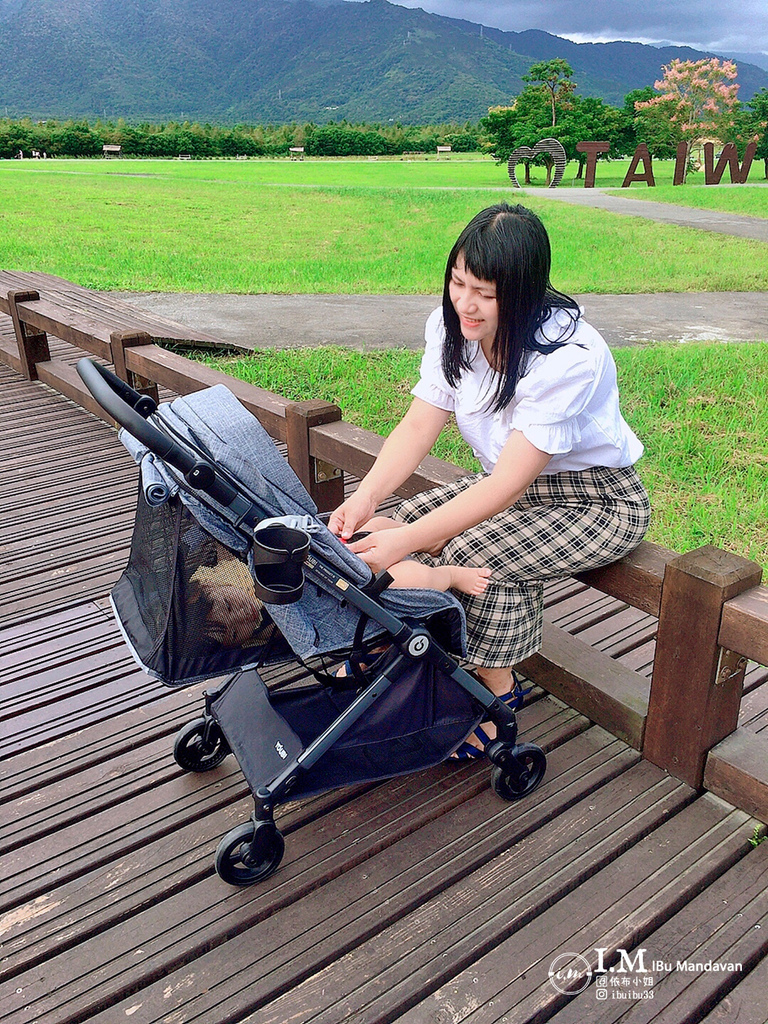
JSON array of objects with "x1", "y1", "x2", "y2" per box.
[{"x1": 111, "y1": 486, "x2": 291, "y2": 685}]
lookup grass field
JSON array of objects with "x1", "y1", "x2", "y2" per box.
[
  {"x1": 8, "y1": 152, "x2": 765, "y2": 191},
  {"x1": 608, "y1": 181, "x2": 768, "y2": 217},
  {"x1": 203, "y1": 341, "x2": 768, "y2": 566},
  {"x1": 1, "y1": 157, "x2": 768, "y2": 294}
]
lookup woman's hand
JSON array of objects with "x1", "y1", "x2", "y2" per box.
[
  {"x1": 328, "y1": 398, "x2": 449, "y2": 541},
  {"x1": 327, "y1": 490, "x2": 378, "y2": 541},
  {"x1": 348, "y1": 527, "x2": 414, "y2": 574}
]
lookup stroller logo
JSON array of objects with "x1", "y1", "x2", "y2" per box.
[
  {"x1": 275, "y1": 741, "x2": 288, "y2": 760},
  {"x1": 548, "y1": 953, "x2": 592, "y2": 994}
]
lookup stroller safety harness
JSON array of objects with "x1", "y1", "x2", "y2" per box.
[{"x1": 77, "y1": 358, "x2": 547, "y2": 886}]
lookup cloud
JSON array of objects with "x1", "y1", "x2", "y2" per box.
[{"x1": 377, "y1": 0, "x2": 768, "y2": 56}]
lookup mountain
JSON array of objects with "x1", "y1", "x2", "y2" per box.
[
  {"x1": 444, "y1": 23, "x2": 768, "y2": 107},
  {"x1": 725, "y1": 51, "x2": 768, "y2": 73},
  {"x1": 0, "y1": 0, "x2": 766, "y2": 123}
]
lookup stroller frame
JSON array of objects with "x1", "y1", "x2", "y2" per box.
[{"x1": 78, "y1": 359, "x2": 546, "y2": 886}]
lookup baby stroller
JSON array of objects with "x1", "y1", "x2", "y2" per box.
[{"x1": 77, "y1": 358, "x2": 547, "y2": 886}]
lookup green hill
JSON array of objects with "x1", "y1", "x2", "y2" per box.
[{"x1": 0, "y1": 0, "x2": 765, "y2": 122}]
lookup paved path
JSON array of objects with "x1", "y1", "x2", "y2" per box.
[
  {"x1": 109, "y1": 188, "x2": 767, "y2": 350},
  {"x1": 110, "y1": 290, "x2": 768, "y2": 350},
  {"x1": 523, "y1": 186, "x2": 768, "y2": 243}
]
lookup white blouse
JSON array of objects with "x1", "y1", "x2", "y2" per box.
[{"x1": 411, "y1": 306, "x2": 644, "y2": 474}]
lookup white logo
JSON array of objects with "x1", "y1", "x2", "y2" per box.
[
  {"x1": 275, "y1": 741, "x2": 288, "y2": 759},
  {"x1": 548, "y1": 953, "x2": 592, "y2": 995},
  {"x1": 407, "y1": 635, "x2": 429, "y2": 657}
]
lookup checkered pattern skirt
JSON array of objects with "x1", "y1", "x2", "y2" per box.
[{"x1": 393, "y1": 465, "x2": 650, "y2": 668}]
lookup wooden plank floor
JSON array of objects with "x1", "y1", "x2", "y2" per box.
[{"x1": 1, "y1": 343, "x2": 767, "y2": 1024}]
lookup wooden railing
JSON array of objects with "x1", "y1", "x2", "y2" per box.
[{"x1": 1, "y1": 282, "x2": 766, "y2": 821}]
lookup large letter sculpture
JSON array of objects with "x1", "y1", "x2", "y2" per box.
[
  {"x1": 704, "y1": 141, "x2": 757, "y2": 184},
  {"x1": 621, "y1": 144, "x2": 655, "y2": 188},
  {"x1": 576, "y1": 141, "x2": 611, "y2": 188},
  {"x1": 508, "y1": 138, "x2": 567, "y2": 188}
]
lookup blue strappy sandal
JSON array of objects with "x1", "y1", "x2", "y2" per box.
[{"x1": 450, "y1": 674, "x2": 534, "y2": 760}]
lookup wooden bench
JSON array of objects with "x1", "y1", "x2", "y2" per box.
[
  {"x1": 0, "y1": 269, "x2": 225, "y2": 413},
  {"x1": 0, "y1": 272, "x2": 766, "y2": 821}
]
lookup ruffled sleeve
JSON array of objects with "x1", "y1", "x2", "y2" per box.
[
  {"x1": 410, "y1": 307, "x2": 455, "y2": 412},
  {"x1": 510, "y1": 341, "x2": 603, "y2": 455}
]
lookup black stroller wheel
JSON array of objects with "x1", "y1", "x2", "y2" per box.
[
  {"x1": 215, "y1": 821, "x2": 285, "y2": 886},
  {"x1": 490, "y1": 744, "x2": 547, "y2": 801},
  {"x1": 174, "y1": 718, "x2": 230, "y2": 772}
]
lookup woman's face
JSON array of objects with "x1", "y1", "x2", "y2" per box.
[{"x1": 448, "y1": 255, "x2": 499, "y2": 352}]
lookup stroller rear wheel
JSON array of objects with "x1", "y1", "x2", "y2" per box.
[
  {"x1": 174, "y1": 718, "x2": 230, "y2": 772},
  {"x1": 490, "y1": 743, "x2": 546, "y2": 800},
  {"x1": 216, "y1": 820, "x2": 285, "y2": 886}
]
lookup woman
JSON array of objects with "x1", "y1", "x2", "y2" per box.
[{"x1": 328, "y1": 203, "x2": 649, "y2": 755}]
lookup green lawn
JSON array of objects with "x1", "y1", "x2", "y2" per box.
[
  {"x1": 203, "y1": 341, "x2": 768, "y2": 567},
  {"x1": 1, "y1": 158, "x2": 767, "y2": 294},
  {"x1": 607, "y1": 182, "x2": 768, "y2": 218}
]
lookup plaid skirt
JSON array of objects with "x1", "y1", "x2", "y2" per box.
[{"x1": 393, "y1": 465, "x2": 650, "y2": 668}]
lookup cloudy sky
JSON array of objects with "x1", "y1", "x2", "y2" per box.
[{"x1": 368, "y1": 1, "x2": 768, "y2": 57}]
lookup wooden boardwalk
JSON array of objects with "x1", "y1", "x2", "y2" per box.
[{"x1": 2, "y1": 347, "x2": 767, "y2": 1024}]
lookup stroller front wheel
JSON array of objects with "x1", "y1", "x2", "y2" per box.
[
  {"x1": 215, "y1": 821, "x2": 285, "y2": 886},
  {"x1": 490, "y1": 744, "x2": 546, "y2": 801},
  {"x1": 173, "y1": 718, "x2": 230, "y2": 772}
]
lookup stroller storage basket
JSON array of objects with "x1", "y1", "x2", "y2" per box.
[
  {"x1": 210, "y1": 649, "x2": 483, "y2": 800},
  {"x1": 77, "y1": 358, "x2": 547, "y2": 888}
]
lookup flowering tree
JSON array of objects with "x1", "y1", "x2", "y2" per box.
[{"x1": 635, "y1": 58, "x2": 740, "y2": 177}]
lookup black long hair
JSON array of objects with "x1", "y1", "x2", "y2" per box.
[{"x1": 441, "y1": 203, "x2": 581, "y2": 411}]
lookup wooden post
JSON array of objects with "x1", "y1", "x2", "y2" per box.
[
  {"x1": 7, "y1": 290, "x2": 50, "y2": 380},
  {"x1": 285, "y1": 400, "x2": 345, "y2": 513},
  {"x1": 644, "y1": 545, "x2": 762, "y2": 788},
  {"x1": 110, "y1": 330, "x2": 159, "y2": 402}
]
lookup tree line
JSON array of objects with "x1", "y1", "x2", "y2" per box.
[
  {"x1": 0, "y1": 118, "x2": 480, "y2": 160},
  {"x1": 2, "y1": 60, "x2": 766, "y2": 176}
]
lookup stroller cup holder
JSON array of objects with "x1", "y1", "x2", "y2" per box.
[{"x1": 251, "y1": 523, "x2": 310, "y2": 604}]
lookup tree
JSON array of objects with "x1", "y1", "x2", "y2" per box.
[
  {"x1": 560, "y1": 96, "x2": 629, "y2": 173},
  {"x1": 635, "y1": 58, "x2": 740, "y2": 177},
  {"x1": 0, "y1": 117, "x2": 33, "y2": 159},
  {"x1": 482, "y1": 88, "x2": 627, "y2": 183},
  {"x1": 745, "y1": 88, "x2": 768, "y2": 178},
  {"x1": 482, "y1": 88, "x2": 554, "y2": 182},
  {"x1": 49, "y1": 120, "x2": 102, "y2": 157},
  {"x1": 482, "y1": 88, "x2": 550, "y2": 161},
  {"x1": 522, "y1": 59, "x2": 575, "y2": 127},
  {"x1": 633, "y1": 95, "x2": 685, "y2": 159}
]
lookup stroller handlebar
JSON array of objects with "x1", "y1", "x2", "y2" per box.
[{"x1": 76, "y1": 358, "x2": 245, "y2": 512}]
